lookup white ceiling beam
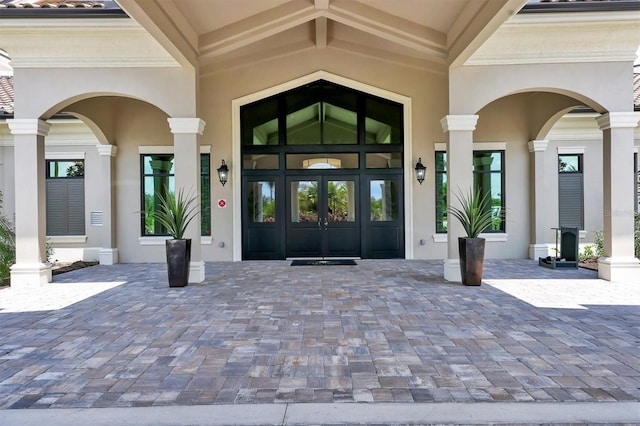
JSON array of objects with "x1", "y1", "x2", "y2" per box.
[
  {"x1": 330, "y1": 40, "x2": 446, "y2": 75},
  {"x1": 116, "y1": 0, "x2": 198, "y2": 70},
  {"x1": 447, "y1": 0, "x2": 528, "y2": 68},
  {"x1": 328, "y1": 0, "x2": 447, "y2": 58},
  {"x1": 315, "y1": 17, "x2": 328, "y2": 49},
  {"x1": 199, "y1": 0, "x2": 319, "y2": 60},
  {"x1": 200, "y1": 40, "x2": 316, "y2": 77}
]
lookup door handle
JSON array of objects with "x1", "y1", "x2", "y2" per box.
[
  {"x1": 323, "y1": 217, "x2": 328, "y2": 230},
  {"x1": 317, "y1": 217, "x2": 322, "y2": 230}
]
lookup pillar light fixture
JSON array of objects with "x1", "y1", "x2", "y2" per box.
[
  {"x1": 415, "y1": 157, "x2": 426, "y2": 185},
  {"x1": 217, "y1": 159, "x2": 229, "y2": 186}
]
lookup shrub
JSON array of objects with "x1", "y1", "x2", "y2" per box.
[
  {"x1": 579, "y1": 244, "x2": 595, "y2": 262},
  {"x1": 0, "y1": 191, "x2": 15, "y2": 284},
  {"x1": 633, "y1": 212, "x2": 640, "y2": 259},
  {"x1": 593, "y1": 229, "x2": 605, "y2": 258}
]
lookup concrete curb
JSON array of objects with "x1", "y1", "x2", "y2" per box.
[{"x1": 0, "y1": 402, "x2": 638, "y2": 425}]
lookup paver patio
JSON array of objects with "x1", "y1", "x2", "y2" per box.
[{"x1": 0, "y1": 259, "x2": 638, "y2": 414}]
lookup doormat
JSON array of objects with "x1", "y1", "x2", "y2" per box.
[{"x1": 291, "y1": 259, "x2": 357, "y2": 266}]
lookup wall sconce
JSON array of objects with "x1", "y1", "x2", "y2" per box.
[
  {"x1": 415, "y1": 157, "x2": 426, "y2": 185},
  {"x1": 217, "y1": 159, "x2": 229, "y2": 186}
]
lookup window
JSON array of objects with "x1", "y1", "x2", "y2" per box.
[
  {"x1": 635, "y1": 153, "x2": 639, "y2": 213},
  {"x1": 46, "y1": 159, "x2": 85, "y2": 236},
  {"x1": 473, "y1": 151, "x2": 505, "y2": 232},
  {"x1": 558, "y1": 154, "x2": 584, "y2": 229},
  {"x1": 141, "y1": 154, "x2": 211, "y2": 237},
  {"x1": 201, "y1": 154, "x2": 211, "y2": 236},
  {"x1": 435, "y1": 152, "x2": 447, "y2": 233},
  {"x1": 370, "y1": 180, "x2": 398, "y2": 221}
]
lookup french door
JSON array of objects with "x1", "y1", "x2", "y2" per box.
[{"x1": 286, "y1": 175, "x2": 360, "y2": 258}]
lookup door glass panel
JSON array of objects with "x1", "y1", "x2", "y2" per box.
[
  {"x1": 243, "y1": 154, "x2": 279, "y2": 169},
  {"x1": 328, "y1": 180, "x2": 356, "y2": 222},
  {"x1": 366, "y1": 152, "x2": 402, "y2": 168},
  {"x1": 291, "y1": 180, "x2": 318, "y2": 222},
  {"x1": 241, "y1": 97, "x2": 279, "y2": 146},
  {"x1": 370, "y1": 180, "x2": 398, "y2": 221},
  {"x1": 248, "y1": 181, "x2": 276, "y2": 223},
  {"x1": 286, "y1": 153, "x2": 358, "y2": 169},
  {"x1": 365, "y1": 97, "x2": 402, "y2": 144}
]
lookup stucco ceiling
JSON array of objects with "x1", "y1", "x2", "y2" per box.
[{"x1": 116, "y1": 0, "x2": 528, "y2": 75}]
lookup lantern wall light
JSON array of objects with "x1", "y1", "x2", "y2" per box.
[
  {"x1": 217, "y1": 159, "x2": 229, "y2": 186},
  {"x1": 415, "y1": 157, "x2": 426, "y2": 185}
]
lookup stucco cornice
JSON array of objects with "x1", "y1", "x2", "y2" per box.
[
  {"x1": 440, "y1": 115, "x2": 479, "y2": 132},
  {"x1": 0, "y1": 19, "x2": 179, "y2": 69},
  {"x1": 7, "y1": 118, "x2": 50, "y2": 136},
  {"x1": 597, "y1": 112, "x2": 640, "y2": 130},
  {"x1": 466, "y1": 13, "x2": 640, "y2": 66},
  {"x1": 167, "y1": 118, "x2": 206, "y2": 135}
]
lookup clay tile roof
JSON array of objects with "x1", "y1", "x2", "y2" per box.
[
  {"x1": 635, "y1": 65, "x2": 640, "y2": 108},
  {"x1": 0, "y1": 76, "x2": 14, "y2": 115},
  {"x1": 0, "y1": 0, "x2": 118, "y2": 9}
]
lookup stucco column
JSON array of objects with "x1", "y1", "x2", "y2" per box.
[
  {"x1": 441, "y1": 115, "x2": 478, "y2": 282},
  {"x1": 596, "y1": 112, "x2": 640, "y2": 282},
  {"x1": 168, "y1": 118, "x2": 206, "y2": 283},
  {"x1": 528, "y1": 139, "x2": 549, "y2": 260},
  {"x1": 7, "y1": 119, "x2": 51, "y2": 288},
  {"x1": 96, "y1": 144, "x2": 118, "y2": 265}
]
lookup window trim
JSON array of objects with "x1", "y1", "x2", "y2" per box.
[
  {"x1": 473, "y1": 149, "x2": 506, "y2": 233},
  {"x1": 139, "y1": 147, "x2": 212, "y2": 239},
  {"x1": 432, "y1": 144, "x2": 507, "y2": 237}
]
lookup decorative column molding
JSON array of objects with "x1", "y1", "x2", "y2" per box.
[
  {"x1": 8, "y1": 118, "x2": 51, "y2": 287},
  {"x1": 440, "y1": 115, "x2": 479, "y2": 132},
  {"x1": 596, "y1": 112, "x2": 640, "y2": 130},
  {"x1": 169, "y1": 117, "x2": 205, "y2": 283},
  {"x1": 7, "y1": 118, "x2": 50, "y2": 136},
  {"x1": 96, "y1": 144, "x2": 118, "y2": 265},
  {"x1": 168, "y1": 118, "x2": 206, "y2": 135},
  {"x1": 598, "y1": 111, "x2": 640, "y2": 282},
  {"x1": 528, "y1": 139, "x2": 549, "y2": 152},
  {"x1": 96, "y1": 144, "x2": 118, "y2": 157},
  {"x1": 441, "y1": 115, "x2": 477, "y2": 282},
  {"x1": 528, "y1": 139, "x2": 549, "y2": 260}
]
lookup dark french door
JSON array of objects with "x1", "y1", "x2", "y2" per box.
[
  {"x1": 286, "y1": 175, "x2": 360, "y2": 258},
  {"x1": 241, "y1": 79, "x2": 405, "y2": 260}
]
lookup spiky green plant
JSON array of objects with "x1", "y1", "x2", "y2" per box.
[
  {"x1": 0, "y1": 191, "x2": 15, "y2": 284},
  {"x1": 448, "y1": 187, "x2": 495, "y2": 238},
  {"x1": 154, "y1": 188, "x2": 199, "y2": 240}
]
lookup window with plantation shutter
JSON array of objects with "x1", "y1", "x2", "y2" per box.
[
  {"x1": 46, "y1": 160, "x2": 85, "y2": 236},
  {"x1": 558, "y1": 154, "x2": 583, "y2": 229}
]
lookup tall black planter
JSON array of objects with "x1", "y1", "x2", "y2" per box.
[
  {"x1": 166, "y1": 239, "x2": 191, "y2": 287},
  {"x1": 458, "y1": 237, "x2": 485, "y2": 286}
]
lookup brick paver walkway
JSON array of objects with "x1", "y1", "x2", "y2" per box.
[{"x1": 0, "y1": 259, "x2": 638, "y2": 410}]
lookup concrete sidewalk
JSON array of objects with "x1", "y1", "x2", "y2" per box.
[
  {"x1": 1, "y1": 401, "x2": 638, "y2": 425},
  {"x1": 0, "y1": 259, "x2": 638, "y2": 424}
]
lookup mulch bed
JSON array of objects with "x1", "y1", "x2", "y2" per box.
[
  {"x1": 51, "y1": 260, "x2": 99, "y2": 276},
  {"x1": 579, "y1": 257, "x2": 599, "y2": 271}
]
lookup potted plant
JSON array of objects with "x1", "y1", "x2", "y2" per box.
[
  {"x1": 448, "y1": 187, "x2": 494, "y2": 286},
  {"x1": 154, "y1": 188, "x2": 199, "y2": 287}
]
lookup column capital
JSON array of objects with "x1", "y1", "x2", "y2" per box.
[
  {"x1": 440, "y1": 115, "x2": 479, "y2": 133},
  {"x1": 596, "y1": 112, "x2": 640, "y2": 130},
  {"x1": 528, "y1": 139, "x2": 549, "y2": 152},
  {"x1": 96, "y1": 144, "x2": 118, "y2": 157},
  {"x1": 7, "y1": 119, "x2": 50, "y2": 136},
  {"x1": 167, "y1": 118, "x2": 206, "y2": 135}
]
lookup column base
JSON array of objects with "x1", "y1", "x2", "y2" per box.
[
  {"x1": 10, "y1": 263, "x2": 52, "y2": 289},
  {"x1": 597, "y1": 257, "x2": 640, "y2": 283},
  {"x1": 529, "y1": 244, "x2": 549, "y2": 260},
  {"x1": 444, "y1": 259, "x2": 461, "y2": 282},
  {"x1": 99, "y1": 248, "x2": 119, "y2": 266},
  {"x1": 189, "y1": 260, "x2": 206, "y2": 283}
]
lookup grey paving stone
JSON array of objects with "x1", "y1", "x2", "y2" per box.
[{"x1": 0, "y1": 259, "x2": 637, "y2": 410}]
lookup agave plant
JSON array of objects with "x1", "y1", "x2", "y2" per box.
[
  {"x1": 154, "y1": 188, "x2": 199, "y2": 240},
  {"x1": 448, "y1": 187, "x2": 494, "y2": 238}
]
